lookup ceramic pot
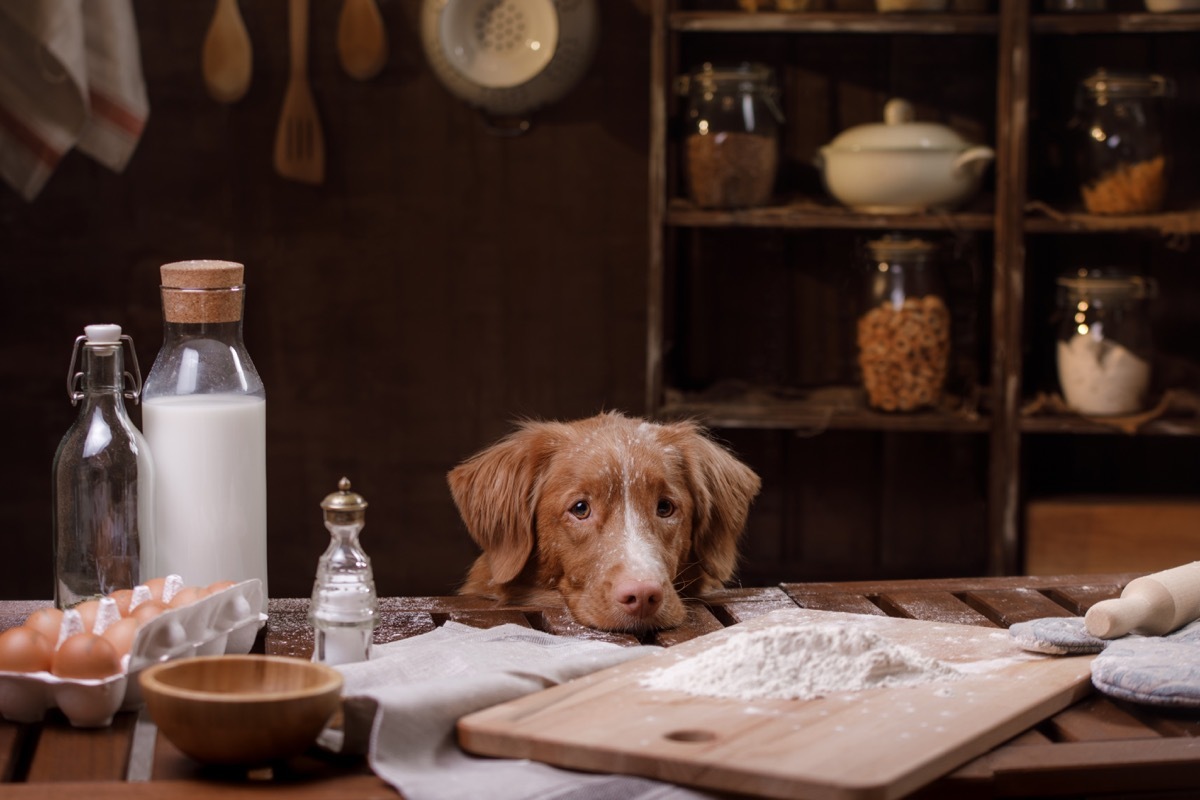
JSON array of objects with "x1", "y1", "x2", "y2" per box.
[{"x1": 817, "y1": 99, "x2": 995, "y2": 214}]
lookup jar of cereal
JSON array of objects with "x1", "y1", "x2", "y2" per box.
[
  {"x1": 680, "y1": 62, "x2": 783, "y2": 209},
  {"x1": 857, "y1": 235, "x2": 951, "y2": 412},
  {"x1": 1056, "y1": 269, "x2": 1155, "y2": 416},
  {"x1": 1075, "y1": 70, "x2": 1173, "y2": 215}
]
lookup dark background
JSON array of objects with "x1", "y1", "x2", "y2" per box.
[{"x1": 1, "y1": 0, "x2": 655, "y2": 600}]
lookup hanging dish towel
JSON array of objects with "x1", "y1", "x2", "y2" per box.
[{"x1": 0, "y1": 0, "x2": 149, "y2": 201}]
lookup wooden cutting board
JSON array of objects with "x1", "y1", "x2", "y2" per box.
[{"x1": 457, "y1": 608, "x2": 1094, "y2": 800}]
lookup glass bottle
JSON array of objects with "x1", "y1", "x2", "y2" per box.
[
  {"x1": 1056, "y1": 269, "x2": 1155, "y2": 416},
  {"x1": 680, "y1": 62, "x2": 783, "y2": 209},
  {"x1": 1074, "y1": 70, "x2": 1172, "y2": 215},
  {"x1": 52, "y1": 324, "x2": 154, "y2": 608},
  {"x1": 142, "y1": 260, "x2": 267, "y2": 594},
  {"x1": 856, "y1": 235, "x2": 951, "y2": 412},
  {"x1": 310, "y1": 478, "x2": 378, "y2": 666}
]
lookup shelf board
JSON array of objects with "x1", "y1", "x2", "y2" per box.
[
  {"x1": 1024, "y1": 205, "x2": 1200, "y2": 236},
  {"x1": 665, "y1": 198, "x2": 995, "y2": 231},
  {"x1": 1021, "y1": 415, "x2": 1200, "y2": 436},
  {"x1": 669, "y1": 11, "x2": 998, "y2": 35},
  {"x1": 1032, "y1": 12, "x2": 1200, "y2": 35},
  {"x1": 658, "y1": 386, "x2": 990, "y2": 434}
]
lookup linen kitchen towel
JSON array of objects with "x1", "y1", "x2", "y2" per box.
[
  {"x1": 0, "y1": 0, "x2": 149, "y2": 201},
  {"x1": 327, "y1": 621, "x2": 717, "y2": 800}
]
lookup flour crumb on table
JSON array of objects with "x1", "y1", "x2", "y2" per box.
[{"x1": 641, "y1": 623, "x2": 962, "y2": 701}]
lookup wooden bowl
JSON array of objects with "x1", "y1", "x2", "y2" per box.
[{"x1": 139, "y1": 655, "x2": 343, "y2": 765}]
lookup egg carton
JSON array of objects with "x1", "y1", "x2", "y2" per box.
[{"x1": 0, "y1": 579, "x2": 267, "y2": 728}]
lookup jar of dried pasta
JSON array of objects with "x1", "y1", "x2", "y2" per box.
[
  {"x1": 680, "y1": 62, "x2": 783, "y2": 209},
  {"x1": 1075, "y1": 70, "x2": 1173, "y2": 215},
  {"x1": 857, "y1": 235, "x2": 951, "y2": 412},
  {"x1": 1056, "y1": 269, "x2": 1156, "y2": 416}
]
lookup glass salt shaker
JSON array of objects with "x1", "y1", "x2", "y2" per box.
[
  {"x1": 1056, "y1": 269, "x2": 1155, "y2": 416},
  {"x1": 52, "y1": 324, "x2": 155, "y2": 608},
  {"x1": 1074, "y1": 70, "x2": 1173, "y2": 215},
  {"x1": 310, "y1": 477, "x2": 378, "y2": 666},
  {"x1": 856, "y1": 235, "x2": 952, "y2": 412},
  {"x1": 680, "y1": 62, "x2": 783, "y2": 209}
]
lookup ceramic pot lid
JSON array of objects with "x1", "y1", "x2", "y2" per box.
[{"x1": 825, "y1": 99, "x2": 971, "y2": 152}]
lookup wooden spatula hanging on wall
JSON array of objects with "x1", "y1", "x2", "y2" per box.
[{"x1": 273, "y1": 0, "x2": 324, "y2": 184}]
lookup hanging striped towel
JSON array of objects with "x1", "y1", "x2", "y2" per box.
[{"x1": 0, "y1": 0, "x2": 149, "y2": 201}]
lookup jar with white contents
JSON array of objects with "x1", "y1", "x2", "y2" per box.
[{"x1": 1055, "y1": 270, "x2": 1156, "y2": 416}]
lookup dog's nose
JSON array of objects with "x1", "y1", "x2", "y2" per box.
[{"x1": 613, "y1": 580, "x2": 664, "y2": 619}]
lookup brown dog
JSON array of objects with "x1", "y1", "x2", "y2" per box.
[{"x1": 448, "y1": 412, "x2": 761, "y2": 632}]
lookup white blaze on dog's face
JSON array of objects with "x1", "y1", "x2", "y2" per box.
[
  {"x1": 536, "y1": 420, "x2": 693, "y2": 631},
  {"x1": 449, "y1": 412, "x2": 762, "y2": 633}
]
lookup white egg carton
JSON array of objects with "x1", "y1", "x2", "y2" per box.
[{"x1": 0, "y1": 579, "x2": 266, "y2": 728}]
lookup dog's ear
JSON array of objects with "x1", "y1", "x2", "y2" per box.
[
  {"x1": 447, "y1": 423, "x2": 552, "y2": 585},
  {"x1": 671, "y1": 422, "x2": 761, "y2": 585}
]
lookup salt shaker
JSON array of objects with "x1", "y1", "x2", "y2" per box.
[
  {"x1": 52, "y1": 324, "x2": 155, "y2": 608},
  {"x1": 310, "y1": 478, "x2": 378, "y2": 666}
]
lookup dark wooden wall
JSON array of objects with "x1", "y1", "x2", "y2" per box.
[{"x1": 0, "y1": 0, "x2": 655, "y2": 600}]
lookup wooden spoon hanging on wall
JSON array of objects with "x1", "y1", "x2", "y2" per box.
[
  {"x1": 337, "y1": 0, "x2": 388, "y2": 80},
  {"x1": 202, "y1": 0, "x2": 253, "y2": 103}
]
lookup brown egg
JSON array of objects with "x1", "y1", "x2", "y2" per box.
[
  {"x1": 131, "y1": 599, "x2": 169, "y2": 625},
  {"x1": 0, "y1": 626, "x2": 54, "y2": 673},
  {"x1": 51, "y1": 633, "x2": 123, "y2": 679},
  {"x1": 99, "y1": 616, "x2": 140, "y2": 659},
  {"x1": 203, "y1": 580, "x2": 237, "y2": 597},
  {"x1": 23, "y1": 608, "x2": 64, "y2": 644},
  {"x1": 75, "y1": 599, "x2": 101, "y2": 632},
  {"x1": 168, "y1": 586, "x2": 203, "y2": 608},
  {"x1": 109, "y1": 589, "x2": 135, "y2": 616},
  {"x1": 143, "y1": 577, "x2": 168, "y2": 602}
]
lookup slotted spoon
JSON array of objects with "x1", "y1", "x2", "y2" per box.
[{"x1": 273, "y1": 0, "x2": 324, "y2": 184}]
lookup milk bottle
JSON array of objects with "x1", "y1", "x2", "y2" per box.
[{"x1": 142, "y1": 261, "x2": 267, "y2": 594}]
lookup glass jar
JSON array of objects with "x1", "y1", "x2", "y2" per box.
[
  {"x1": 142, "y1": 260, "x2": 268, "y2": 594},
  {"x1": 680, "y1": 62, "x2": 782, "y2": 209},
  {"x1": 1074, "y1": 70, "x2": 1172, "y2": 215},
  {"x1": 1056, "y1": 269, "x2": 1155, "y2": 416},
  {"x1": 856, "y1": 235, "x2": 951, "y2": 412}
]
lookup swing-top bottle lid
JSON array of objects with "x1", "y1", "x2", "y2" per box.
[{"x1": 322, "y1": 477, "x2": 368, "y2": 525}]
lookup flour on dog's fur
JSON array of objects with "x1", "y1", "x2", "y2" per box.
[{"x1": 642, "y1": 623, "x2": 962, "y2": 701}]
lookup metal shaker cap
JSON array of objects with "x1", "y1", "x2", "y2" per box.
[{"x1": 321, "y1": 477, "x2": 368, "y2": 525}]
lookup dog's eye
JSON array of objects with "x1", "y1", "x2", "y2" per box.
[
  {"x1": 569, "y1": 500, "x2": 591, "y2": 519},
  {"x1": 656, "y1": 499, "x2": 675, "y2": 517}
]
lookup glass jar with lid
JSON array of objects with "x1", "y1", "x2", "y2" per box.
[
  {"x1": 856, "y1": 234, "x2": 951, "y2": 412},
  {"x1": 1056, "y1": 269, "x2": 1156, "y2": 416},
  {"x1": 1074, "y1": 70, "x2": 1173, "y2": 215},
  {"x1": 680, "y1": 62, "x2": 783, "y2": 209}
]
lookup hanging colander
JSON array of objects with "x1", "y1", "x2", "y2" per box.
[{"x1": 420, "y1": 0, "x2": 599, "y2": 130}]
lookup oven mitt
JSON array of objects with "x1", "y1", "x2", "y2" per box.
[
  {"x1": 1090, "y1": 621, "x2": 1200, "y2": 709},
  {"x1": 1009, "y1": 617, "x2": 1200, "y2": 709}
]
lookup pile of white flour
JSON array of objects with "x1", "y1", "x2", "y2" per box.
[
  {"x1": 1057, "y1": 334, "x2": 1151, "y2": 416},
  {"x1": 641, "y1": 623, "x2": 962, "y2": 701}
]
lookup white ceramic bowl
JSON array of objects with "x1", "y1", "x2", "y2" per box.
[
  {"x1": 421, "y1": 0, "x2": 599, "y2": 120},
  {"x1": 817, "y1": 99, "x2": 995, "y2": 214}
]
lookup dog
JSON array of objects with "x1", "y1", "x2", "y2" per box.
[{"x1": 448, "y1": 412, "x2": 761, "y2": 632}]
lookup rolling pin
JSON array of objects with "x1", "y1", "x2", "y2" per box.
[{"x1": 1084, "y1": 561, "x2": 1200, "y2": 639}]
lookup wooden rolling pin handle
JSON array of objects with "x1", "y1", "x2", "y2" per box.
[{"x1": 1084, "y1": 560, "x2": 1200, "y2": 639}]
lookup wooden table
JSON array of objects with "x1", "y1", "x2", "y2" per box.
[{"x1": 2, "y1": 575, "x2": 1199, "y2": 799}]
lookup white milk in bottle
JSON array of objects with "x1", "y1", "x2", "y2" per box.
[{"x1": 142, "y1": 261, "x2": 268, "y2": 594}]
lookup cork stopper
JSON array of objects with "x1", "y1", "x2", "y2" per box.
[{"x1": 160, "y1": 260, "x2": 246, "y2": 323}]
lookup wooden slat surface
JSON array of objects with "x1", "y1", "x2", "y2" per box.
[{"x1": 2, "y1": 576, "x2": 1197, "y2": 799}]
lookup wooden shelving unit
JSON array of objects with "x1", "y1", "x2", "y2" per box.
[{"x1": 646, "y1": 1, "x2": 1200, "y2": 580}]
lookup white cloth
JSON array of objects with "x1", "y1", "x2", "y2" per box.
[
  {"x1": 0, "y1": 0, "x2": 148, "y2": 200},
  {"x1": 327, "y1": 622, "x2": 717, "y2": 800}
]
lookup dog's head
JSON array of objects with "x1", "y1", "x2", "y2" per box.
[{"x1": 448, "y1": 412, "x2": 761, "y2": 632}]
